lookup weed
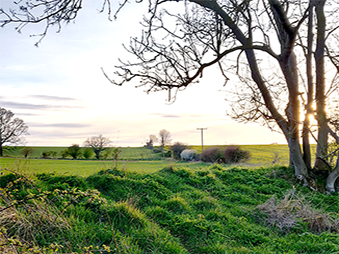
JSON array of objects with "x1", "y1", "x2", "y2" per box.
[{"x1": 257, "y1": 189, "x2": 339, "y2": 234}]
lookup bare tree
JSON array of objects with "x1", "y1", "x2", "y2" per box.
[
  {"x1": 159, "y1": 129, "x2": 171, "y2": 148},
  {"x1": 83, "y1": 134, "x2": 112, "y2": 159},
  {"x1": 0, "y1": 107, "x2": 29, "y2": 157},
  {"x1": 145, "y1": 134, "x2": 158, "y2": 150},
  {"x1": 2, "y1": 0, "x2": 339, "y2": 192}
]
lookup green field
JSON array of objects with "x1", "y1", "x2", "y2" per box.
[{"x1": 1, "y1": 145, "x2": 301, "y2": 177}]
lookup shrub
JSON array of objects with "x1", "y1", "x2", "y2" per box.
[
  {"x1": 171, "y1": 142, "x2": 188, "y2": 160},
  {"x1": 83, "y1": 148, "x2": 93, "y2": 159},
  {"x1": 201, "y1": 146, "x2": 251, "y2": 164},
  {"x1": 60, "y1": 150, "x2": 68, "y2": 159},
  {"x1": 42, "y1": 151, "x2": 55, "y2": 158},
  {"x1": 224, "y1": 145, "x2": 251, "y2": 164},
  {"x1": 65, "y1": 144, "x2": 82, "y2": 159},
  {"x1": 21, "y1": 147, "x2": 34, "y2": 158},
  {"x1": 102, "y1": 149, "x2": 112, "y2": 159},
  {"x1": 180, "y1": 149, "x2": 199, "y2": 161},
  {"x1": 201, "y1": 147, "x2": 224, "y2": 163}
]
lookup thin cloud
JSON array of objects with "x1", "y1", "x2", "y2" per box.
[
  {"x1": 29, "y1": 95, "x2": 79, "y2": 101},
  {"x1": 28, "y1": 123, "x2": 91, "y2": 128},
  {"x1": 1, "y1": 101, "x2": 84, "y2": 110}
]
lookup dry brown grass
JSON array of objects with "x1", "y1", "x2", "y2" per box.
[
  {"x1": 257, "y1": 190, "x2": 339, "y2": 234},
  {"x1": 0, "y1": 200, "x2": 70, "y2": 248}
]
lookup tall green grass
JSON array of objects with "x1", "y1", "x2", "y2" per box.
[{"x1": 1, "y1": 165, "x2": 338, "y2": 253}]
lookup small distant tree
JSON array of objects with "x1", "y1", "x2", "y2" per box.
[
  {"x1": 111, "y1": 147, "x2": 122, "y2": 168},
  {"x1": 60, "y1": 150, "x2": 68, "y2": 159},
  {"x1": 159, "y1": 129, "x2": 171, "y2": 148},
  {"x1": 171, "y1": 142, "x2": 188, "y2": 160},
  {"x1": 83, "y1": 148, "x2": 93, "y2": 159},
  {"x1": 21, "y1": 147, "x2": 34, "y2": 158},
  {"x1": 65, "y1": 144, "x2": 82, "y2": 159},
  {"x1": 0, "y1": 107, "x2": 29, "y2": 157},
  {"x1": 83, "y1": 134, "x2": 112, "y2": 159},
  {"x1": 145, "y1": 134, "x2": 158, "y2": 150},
  {"x1": 42, "y1": 151, "x2": 56, "y2": 159}
]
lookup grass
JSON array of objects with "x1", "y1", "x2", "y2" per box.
[
  {"x1": 1, "y1": 144, "x2": 302, "y2": 177},
  {"x1": 0, "y1": 158, "x2": 212, "y2": 176},
  {"x1": 0, "y1": 164, "x2": 338, "y2": 253}
]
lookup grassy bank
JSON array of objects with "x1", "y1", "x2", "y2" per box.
[{"x1": 1, "y1": 165, "x2": 338, "y2": 253}]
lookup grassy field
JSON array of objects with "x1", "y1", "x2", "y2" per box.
[
  {"x1": 0, "y1": 158, "x2": 211, "y2": 177},
  {"x1": 0, "y1": 144, "x2": 302, "y2": 177},
  {"x1": 1, "y1": 164, "x2": 338, "y2": 253}
]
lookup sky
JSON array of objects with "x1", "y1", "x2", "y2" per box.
[{"x1": 0, "y1": 1, "x2": 287, "y2": 147}]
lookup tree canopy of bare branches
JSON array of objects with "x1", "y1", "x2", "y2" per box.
[
  {"x1": 0, "y1": 107, "x2": 29, "y2": 156},
  {"x1": 83, "y1": 134, "x2": 112, "y2": 159}
]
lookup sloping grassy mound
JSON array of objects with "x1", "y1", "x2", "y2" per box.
[{"x1": 0, "y1": 165, "x2": 338, "y2": 253}]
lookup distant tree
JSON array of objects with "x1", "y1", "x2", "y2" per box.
[
  {"x1": 159, "y1": 129, "x2": 171, "y2": 148},
  {"x1": 82, "y1": 148, "x2": 93, "y2": 159},
  {"x1": 83, "y1": 134, "x2": 112, "y2": 159},
  {"x1": 111, "y1": 147, "x2": 122, "y2": 168},
  {"x1": 145, "y1": 134, "x2": 158, "y2": 150},
  {"x1": 21, "y1": 147, "x2": 34, "y2": 158},
  {"x1": 42, "y1": 150, "x2": 56, "y2": 159},
  {"x1": 60, "y1": 150, "x2": 68, "y2": 159},
  {"x1": 0, "y1": 107, "x2": 29, "y2": 157},
  {"x1": 171, "y1": 142, "x2": 188, "y2": 160},
  {"x1": 65, "y1": 144, "x2": 82, "y2": 159}
]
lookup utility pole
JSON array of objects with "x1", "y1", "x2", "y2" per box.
[{"x1": 197, "y1": 128, "x2": 207, "y2": 152}]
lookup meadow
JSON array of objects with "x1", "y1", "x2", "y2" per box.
[
  {"x1": 0, "y1": 144, "x2": 296, "y2": 176},
  {"x1": 1, "y1": 144, "x2": 338, "y2": 253}
]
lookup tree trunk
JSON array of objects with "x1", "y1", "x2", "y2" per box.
[
  {"x1": 314, "y1": 0, "x2": 329, "y2": 171},
  {"x1": 0, "y1": 144, "x2": 3, "y2": 157},
  {"x1": 326, "y1": 157, "x2": 339, "y2": 193},
  {"x1": 302, "y1": 2, "x2": 315, "y2": 170}
]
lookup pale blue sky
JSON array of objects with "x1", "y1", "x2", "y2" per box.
[{"x1": 0, "y1": 1, "x2": 287, "y2": 147}]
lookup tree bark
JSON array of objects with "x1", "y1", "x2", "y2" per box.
[
  {"x1": 302, "y1": 2, "x2": 315, "y2": 169},
  {"x1": 326, "y1": 157, "x2": 339, "y2": 193},
  {"x1": 314, "y1": 0, "x2": 329, "y2": 171}
]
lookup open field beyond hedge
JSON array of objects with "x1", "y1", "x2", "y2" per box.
[{"x1": 0, "y1": 144, "x2": 314, "y2": 176}]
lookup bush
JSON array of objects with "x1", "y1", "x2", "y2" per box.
[
  {"x1": 42, "y1": 151, "x2": 57, "y2": 158},
  {"x1": 83, "y1": 148, "x2": 93, "y2": 159},
  {"x1": 201, "y1": 147, "x2": 224, "y2": 163},
  {"x1": 201, "y1": 146, "x2": 251, "y2": 164},
  {"x1": 60, "y1": 150, "x2": 68, "y2": 159},
  {"x1": 224, "y1": 145, "x2": 251, "y2": 164},
  {"x1": 21, "y1": 147, "x2": 34, "y2": 158},
  {"x1": 180, "y1": 149, "x2": 199, "y2": 161},
  {"x1": 65, "y1": 144, "x2": 82, "y2": 159},
  {"x1": 171, "y1": 142, "x2": 188, "y2": 160}
]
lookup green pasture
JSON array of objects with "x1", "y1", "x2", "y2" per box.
[
  {"x1": 1, "y1": 144, "x2": 317, "y2": 177},
  {"x1": 0, "y1": 158, "x2": 210, "y2": 177}
]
